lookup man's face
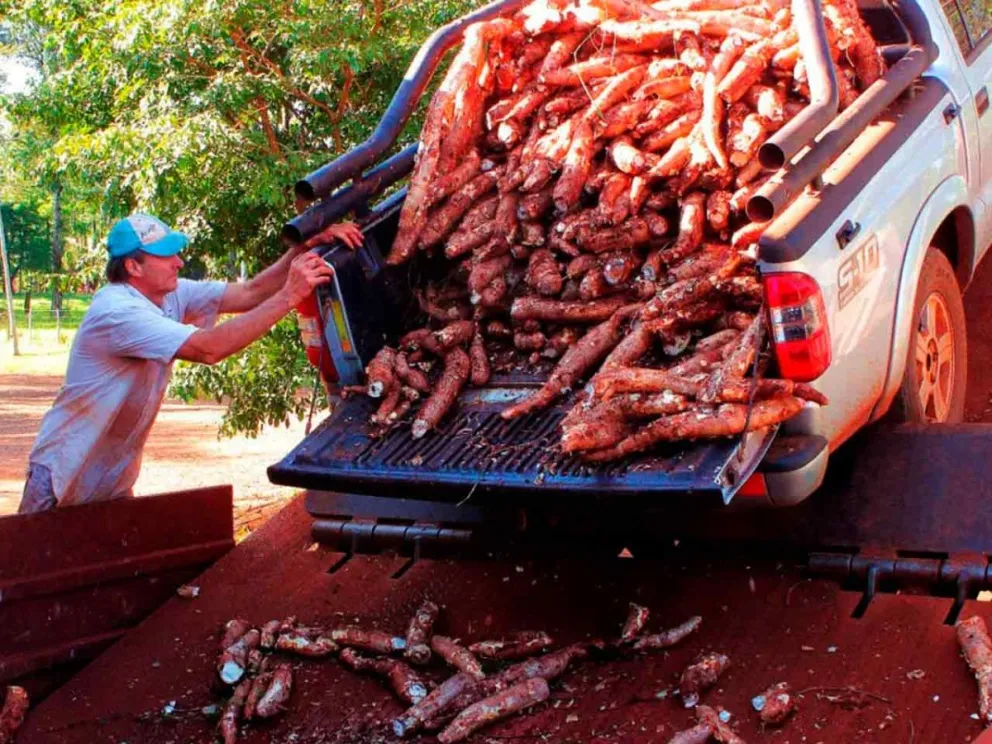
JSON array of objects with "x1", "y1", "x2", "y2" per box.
[{"x1": 128, "y1": 252, "x2": 184, "y2": 294}]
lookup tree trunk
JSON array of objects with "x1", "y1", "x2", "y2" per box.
[
  {"x1": 51, "y1": 182, "x2": 63, "y2": 317},
  {"x1": 0, "y1": 205, "x2": 20, "y2": 356}
]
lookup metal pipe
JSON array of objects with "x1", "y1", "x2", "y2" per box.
[
  {"x1": 757, "y1": 0, "x2": 839, "y2": 170},
  {"x1": 747, "y1": 44, "x2": 933, "y2": 223},
  {"x1": 880, "y1": 43, "x2": 912, "y2": 64},
  {"x1": 283, "y1": 144, "x2": 418, "y2": 244},
  {"x1": 891, "y1": 0, "x2": 935, "y2": 55},
  {"x1": 295, "y1": 0, "x2": 528, "y2": 202}
]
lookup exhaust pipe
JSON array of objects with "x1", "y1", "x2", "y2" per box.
[
  {"x1": 747, "y1": 0, "x2": 935, "y2": 223},
  {"x1": 294, "y1": 0, "x2": 528, "y2": 204},
  {"x1": 757, "y1": 0, "x2": 839, "y2": 171},
  {"x1": 283, "y1": 144, "x2": 418, "y2": 244}
]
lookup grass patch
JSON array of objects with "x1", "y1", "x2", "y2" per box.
[
  {"x1": 2, "y1": 292, "x2": 91, "y2": 332},
  {"x1": 0, "y1": 329, "x2": 76, "y2": 376},
  {"x1": 1, "y1": 294, "x2": 88, "y2": 376}
]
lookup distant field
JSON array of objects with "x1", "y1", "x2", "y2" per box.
[
  {"x1": 3, "y1": 292, "x2": 91, "y2": 331},
  {"x1": 0, "y1": 293, "x2": 90, "y2": 375}
]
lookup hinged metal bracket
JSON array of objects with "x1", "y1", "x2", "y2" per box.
[
  {"x1": 312, "y1": 517, "x2": 473, "y2": 556},
  {"x1": 808, "y1": 549, "x2": 990, "y2": 624}
]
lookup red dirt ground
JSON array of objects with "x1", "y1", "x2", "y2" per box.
[
  {"x1": 16, "y1": 496, "x2": 992, "y2": 744},
  {"x1": 0, "y1": 373, "x2": 316, "y2": 530}
]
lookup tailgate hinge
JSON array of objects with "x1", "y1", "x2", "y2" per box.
[
  {"x1": 808, "y1": 550, "x2": 990, "y2": 623},
  {"x1": 312, "y1": 518, "x2": 473, "y2": 556}
]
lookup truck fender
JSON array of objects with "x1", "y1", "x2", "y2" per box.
[{"x1": 870, "y1": 174, "x2": 972, "y2": 421}]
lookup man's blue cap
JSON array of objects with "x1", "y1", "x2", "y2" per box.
[{"x1": 107, "y1": 214, "x2": 189, "y2": 258}]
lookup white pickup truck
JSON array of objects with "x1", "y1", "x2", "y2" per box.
[
  {"x1": 745, "y1": 0, "x2": 992, "y2": 502},
  {"x1": 270, "y1": 0, "x2": 992, "y2": 511}
]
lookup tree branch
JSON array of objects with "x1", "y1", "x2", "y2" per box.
[
  {"x1": 180, "y1": 51, "x2": 219, "y2": 79},
  {"x1": 329, "y1": 62, "x2": 354, "y2": 150},
  {"x1": 229, "y1": 27, "x2": 337, "y2": 122},
  {"x1": 254, "y1": 97, "x2": 282, "y2": 158},
  {"x1": 229, "y1": 28, "x2": 285, "y2": 159},
  {"x1": 177, "y1": 51, "x2": 245, "y2": 131},
  {"x1": 372, "y1": 0, "x2": 384, "y2": 33},
  {"x1": 229, "y1": 26, "x2": 355, "y2": 151}
]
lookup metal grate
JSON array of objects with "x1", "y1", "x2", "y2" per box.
[{"x1": 269, "y1": 389, "x2": 777, "y2": 506}]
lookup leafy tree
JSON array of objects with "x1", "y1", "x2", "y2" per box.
[
  {"x1": 170, "y1": 317, "x2": 317, "y2": 438},
  {"x1": 0, "y1": 15, "x2": 68, "y2": 313},
  {"x1": 1, "y1": 0, "x2": 481, "y2": 435},
  {"x1": 0, "y1": 203, "x2": 48, "y2": 279}
]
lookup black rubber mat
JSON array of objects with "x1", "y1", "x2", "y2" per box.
[{"x1": 268, "y1": 388, "x2": 776, "y2": 506}]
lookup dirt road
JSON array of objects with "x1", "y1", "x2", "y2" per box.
[
  {"x1": 965, "y1": 252, "x2": 992, "y2": 420},
  {"x1": 0, "y1": 373, "x2": 313, "y2": 523}
]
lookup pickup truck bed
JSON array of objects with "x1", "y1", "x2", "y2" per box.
[
  {"x1": 277, "y1": 0, "x2": 989, "y2": 508},
  {"x1": 272, "y1": 197, "x2": 793, "y2": 506},
  {"x1": 15, "y1": 489, "x2": 992, "y2": 744}
]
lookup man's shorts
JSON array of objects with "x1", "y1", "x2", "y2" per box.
[{"x1": 18, "y1": 463, "x2": 57, "y2": 514}]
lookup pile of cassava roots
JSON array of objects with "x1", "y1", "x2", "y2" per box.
[{"x1": 356, "y1": 0, "x2": 887, "y2": 460}]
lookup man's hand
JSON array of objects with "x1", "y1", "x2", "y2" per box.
[
  {"x1": 219, "y1": 222, "x2": 361, "y2": 315},
  {"x1": 302, "y1": 222, "x2": 364, "y2": 251},
  {"x1": 282, "y1": 251, "x2": 336, "y2": 307}
]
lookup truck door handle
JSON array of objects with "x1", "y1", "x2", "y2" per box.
[
  {"x1": 836, "y1": 220, "x2": 861, "y2": 249},
  {"x1": 944, "y1": 103, "x2": 960, "y2": 124},
  {"x1": 978, "y1": 87, "x2": 990, "y2": 117}
]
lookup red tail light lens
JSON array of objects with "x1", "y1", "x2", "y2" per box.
[
  {"x1": 737, "y1": 472, "x2": 768, "y2": 499},
  {"x1": 763, "y1": 272, "x2": 831, "y2": 382}
]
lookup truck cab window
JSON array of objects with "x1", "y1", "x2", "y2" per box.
[
  {"x1": 941, "y1": 0, "x2": 977, "y2": 54},
  {"x1": 961, "y1": 0, "x2": 991, "y2": 46}
]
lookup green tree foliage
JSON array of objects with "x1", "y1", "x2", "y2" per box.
[
  {"x1": 1, "y1": 0, "x2": 481, "y2": 435},
  {"x1": 170, "y1": 317, "x2": 317, "y2": 438},
  {"x1": 1, "y1": 203, "x2": 48, "y2": 278}
]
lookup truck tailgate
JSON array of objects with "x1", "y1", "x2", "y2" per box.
[{"x1": 268, "y1": 387, "x2": 778, "y2": 506}]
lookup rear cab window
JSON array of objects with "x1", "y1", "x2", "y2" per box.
[{"x1": 940, "y1": 0, "x2": 992, "y2": 59}]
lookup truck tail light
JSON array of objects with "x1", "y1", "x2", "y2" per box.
[
  {"x1": 737, "y1": 472, "x2": 768, "y2": 500},
  {"x1": 297, "y1": 292, "x2": 339, "y2": 384},
  {"x1": 763, "y1": 272, "x2": 831, "y2": 382}
]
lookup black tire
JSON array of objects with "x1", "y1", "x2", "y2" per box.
[{"x1": 889, "y1": 247, "x2": 967, "y2": 423}]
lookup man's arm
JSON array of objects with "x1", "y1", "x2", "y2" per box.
[
  {"x1": 178, "y1": 252, "x2": 334, "y2": 365},
  {"x1": 219, "y1": 222, "x2": 364, "y2": 314}
]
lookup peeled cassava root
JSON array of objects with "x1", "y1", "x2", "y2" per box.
[
  {"x1": 957, "y1": 615, "x2": 992, "y2": 726},
  {"x1": 0, "y1": 686, "x2": 28, "y2": 744},
  {"x1": 214, "y1": 601, "x2": 711, "y2": 744},
  {"x1": 390, "y1": 602, "x2": 702, "y2": 741},
  {"x1": 752, "y1": 681, "x2": 796, "y2": 726},
  {"x1": 339, "y1": 648, "x2": 429, "y2": 704},
  {"x1": 351, "y1": 0, "x2": 881, "y2": 455},
  {"x1": 212, "y1": 617, "x2": 412, "y2": 743}
]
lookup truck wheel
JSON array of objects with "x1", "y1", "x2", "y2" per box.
[{"x1": 891, "y1": 248, "x2": 967, "y2": 423}]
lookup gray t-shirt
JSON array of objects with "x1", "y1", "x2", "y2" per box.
[{"x1": 29, "y1": 278, "x2": 226, "y2": 507}]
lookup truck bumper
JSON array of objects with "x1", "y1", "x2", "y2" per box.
[{"x1": 758, "y1": 434, "x2": 829, "y2": 507}]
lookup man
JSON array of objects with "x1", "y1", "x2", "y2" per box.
[{"x1": 18, "y1": 213, "x2": 362, "y2": 514}]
